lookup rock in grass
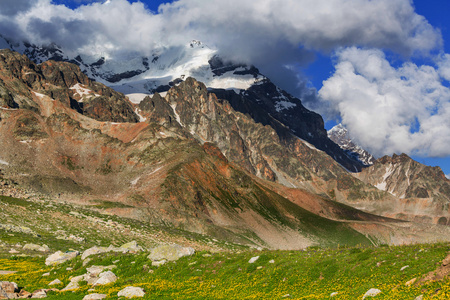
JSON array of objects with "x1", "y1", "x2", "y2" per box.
[
  {"x1": 23, "y1": 243, "x2": 50, "y2": 252},
  {"x1": 117, "y1": 286, "x2": 146, "y2": 298},
  {"x1": 0, "y1": 271, "x2": 16, "y2": 275},
  {"x1": 85, "y1": 265, "x2": 117, "y2": 285},
  {"x1": 414, "y1": 295, "x2": 423, "y2": 300},
  {"x1": 330, "y1": 292, "x2": 338, "y2": 297},
  {"x1": 48, "y1": 279, "x2": 62, "y2": 286},
  {"x1": 62, "y1": 274, "x2": 85, "y2": 291},
  {"x1": 93, "y1": 271, "x2": 117, "y2": 286},
  {"x1": 18, "y1": 290, "x2": 32, "y2": 298},
  {"x1": 45, "y1": 250, "x2": 79, "y2": 266},
  {"x1": 31, "y1": 289, "x2": 47, "y2": 298},
  {"x1": 81, "y1": 246, "x2": 108, "y2": 260},
  {"x1": 405, "y1": 278, "x2": 417, "y2": 286},
  {"x1": 151, "y1": 259, "x2": 167, "y2": 267},
  {"x1": 82, "y1": 293, "x2": 107, "y2": 300},
  {"x1": 248, "y1": 256, "x2": 259, "y2": 263},
  {"x1": 64, "y1": 279, "x2": 85, "y2": 290},
  {"x1": 86, "y1": 265, "x2": 116, "y2": 277},
  {"x1": 0, "y1": 281, "x2": 18, "y2": 292},
  {"x1": 362, "y1": 288, "x2": 382, "y2": 299},
  {"x1": 147, "y1": 244, "x2": 195, "y2": 262},
  {"x1": 118, "y1": 241, "x2": 143, "y2": 253},
  {"x1": 442, "y1": 254, "x2": 450, "y2": 266},
  {"x1": 83, "y1": 258, "x2": 92, "y2": 266}
]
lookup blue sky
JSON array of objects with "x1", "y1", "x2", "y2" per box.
[
  {"x1": 3, "y1": 0, "x2": 450, "y2": 177},
  {"x1": 300, "y1": 0, "x2": 450, "y2": 176},
  {"x1": 51, "y1": 0, "x2": 170, "y2": 11},
  {"x1": 409, "y1": 0, "x2": 450, "y2": 176}
]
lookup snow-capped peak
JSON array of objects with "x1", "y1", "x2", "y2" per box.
[
  {"x1": 328, "y1": 123, "x2": 375, "y2": 166},
  {"x1": 101, "y1": 41, "x2": 265, "y2": 95},
  {"x1": 189, "y1": 40, "x2": 203, "y2": 48},
  {"x1": 0, "y1": 35, "x2": 265, "y2": 95},
  {"x1": 328, "y1": 123, "x2": 346, "y2": 135}
]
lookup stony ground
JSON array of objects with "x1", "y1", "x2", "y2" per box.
[
  {"x1": 0, "y1": 194, "x2": 240, "y2": 255},
  {"x1": 1, "y1": 194, "x2": 450, "y2": 299},
  {"x1": 1, "y1": 239, "x2": 450, "y2": 299}
]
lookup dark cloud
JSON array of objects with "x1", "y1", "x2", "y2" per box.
[
  {"x1": 27, "y1": 17, "x2": 100, "y2": 49},
  {"x1": 0, "y1": 0, "x2": 36, "y2": 16},
  {"x1": 1, "y1": 0, "x2": 441, "y2": 61}
]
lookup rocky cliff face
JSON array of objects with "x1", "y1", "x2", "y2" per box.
[
  {"x1": 1, "y1": 37, "x2": 366, "y2": 172},
  {"x1": 210, "y1": 81, "x2": 366, "y2": 173},
  {"x1": 0, "y1": 49, "x2": 138, "y2": 123},
  {"x1": 137, "y1": 77, "x2": 424, "y2": 228},
  {"x1": 353, "y1": 153, "x2": 450, "y2": 224},
  {"x1": 142, "y1": 77, "x2": 378, "y2": 196},
  {"x1": 3, "y1": 49, "x2": 446, "y2": 248}
]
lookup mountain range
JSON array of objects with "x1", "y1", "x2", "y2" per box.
[{"x1": 0, "y1": 37, "x2": 450, "y2": 249}]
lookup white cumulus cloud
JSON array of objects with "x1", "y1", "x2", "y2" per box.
[
  {"x1": 317, "y1": 47, "x2": 450, "y2": 158},
  {"x1": 1, "y1": 0, "x2": 449, "y2": 161},
  {"x1": 0, "y1": 0, "x2": 443, "y2": 85},
  {"x1": 438, "y1": 53, "x2": 450, "y2": 82}
]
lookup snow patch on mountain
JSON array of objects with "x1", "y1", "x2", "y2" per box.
[
  {"x1": 275, "y1": 100, "x2": 297, "y2": 112},
  {"x1": 374, "y1": 164, "x2": 394, "y2": 192},
  {"x1": 134, "y1": 108, "x2": 147, "y2": 122},
  {"x1": 126, "y1": 93, "x2": 150, "y2": 104},
  {"x1": 170, "y1": 103, "x2": 184, "y2": 127},
  {"x1": 70, "y1": 83, "x2": 100, "y2": 102},
  {"x1": 32, "y1": 91, "x2": 52, "y2": 101},
  {"x1": 0, "y1": 159, "x2": 9, "y2": 165}
]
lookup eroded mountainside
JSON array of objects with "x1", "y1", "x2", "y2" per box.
[
  {"x1": 354, "y1": 153, "x2": 450, "y2": 223},
  {"x1": 1, "y1": 37, "x2": 367, "y2": 172},
  {"x1": 327, "y1": 122, "x2": 450, "y2": 224},
  {"x1": 0, "y1": 49, "x2": 450, "y2": 248},
  {"x1": 0, "y1": 49, "x2": 138, "y2": 123}
]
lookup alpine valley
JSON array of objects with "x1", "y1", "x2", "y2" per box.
[{"x1": 1, "y1": 36, "x2": 450, "y2": 251}]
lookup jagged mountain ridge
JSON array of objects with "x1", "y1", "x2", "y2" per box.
[
  {"x1": 327, "y1": 124, "x2": 450, "y2": 224},
  {"x1": 0, "y1": 49, "x2": 138, "y2": 123},
  {"x1": 3, "y1": 49, "x2": 449, "y2": 247},
  {"x1": 353, "y1": 153, "x2": 450, "y2": 224},
  {"x1": 0, "y1": 36, "x2": 365, "y2": 172},
  {"x1": 1, "y1": 34, "x2": 450, "y2": 235},
  {"x1": 328, "y1": 123, "x2": 376, "y2": 166}
]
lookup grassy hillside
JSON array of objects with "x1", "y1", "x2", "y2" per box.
[
  {"x1": 1, "y1": 195, "x2": 450, "y2": 299},
  {"x1": 0, "y1": 243, "x2": 449, "y2": 299}
]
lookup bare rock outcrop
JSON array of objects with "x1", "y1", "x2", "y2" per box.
[
  {"x1": 45, "y1": 250, "x2": 79, "y2": 266},
  {"x1": 148, "y1": 244, "x2": 195, "y2": 262}
]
